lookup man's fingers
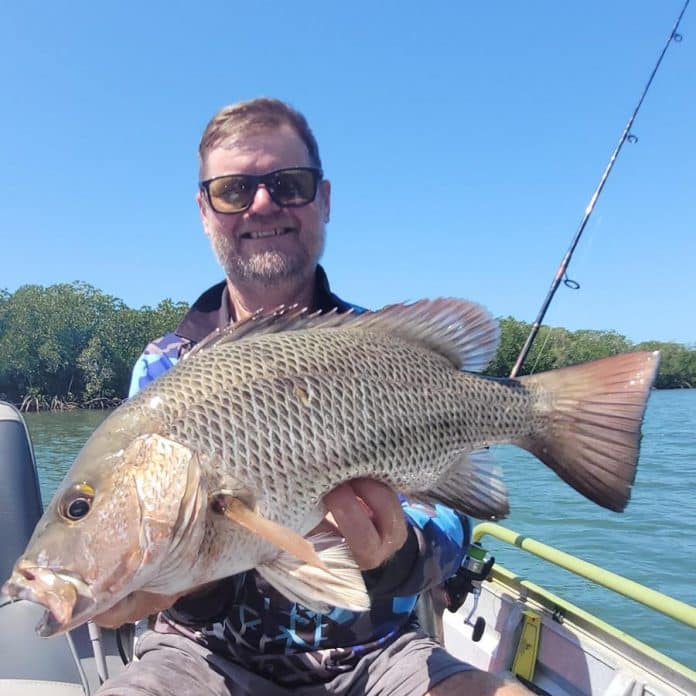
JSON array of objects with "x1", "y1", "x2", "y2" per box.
[
  {"x1": 323, "y1": 483, "x2": 383, "y2": 569},
  {"x1": 323, "y1": 480, "x2": 407, "y2": 570},
  {"x1": 350, "y1": 479, "x2": 407, "y2": 550}
]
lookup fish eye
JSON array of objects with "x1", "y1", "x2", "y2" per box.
[
  {"x1": 67, "y1": 498, "x2": 91, "y2": 520},
  {"x1": 60, "y1": 483, "x2": 95, "y2": 522}
]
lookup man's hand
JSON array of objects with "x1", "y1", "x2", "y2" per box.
[{"x1": 319, "y1": 478, "x2": 408, "y2": 570}]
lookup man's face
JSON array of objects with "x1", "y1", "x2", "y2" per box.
[{"x1": 197, "y1": 124, "x2": 330, "y2": 290}]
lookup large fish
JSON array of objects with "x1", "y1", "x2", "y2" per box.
[{"x1": 2, "y1": 299, "x2": 659, "y2": 636}]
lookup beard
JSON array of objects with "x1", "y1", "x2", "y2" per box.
[{"x1": 209, "y1": 228, "x2": 325, "y2": 288}]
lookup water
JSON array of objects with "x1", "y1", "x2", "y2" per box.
[
  {"x1": 488, "y1": 389, "x2": 696, "y2": 672},
  {"x1": 26, "y1": 410, "x2": 111, "y2": 499},
  {"x1": 23, "y1": 390, "x2": 696, "y2": 671}
]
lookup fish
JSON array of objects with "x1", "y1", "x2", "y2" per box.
[{"x1": 2, "y1": 298, "x2": 660, "y2": 636}]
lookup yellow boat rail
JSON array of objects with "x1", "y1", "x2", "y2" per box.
[{"x1": 473, "y1": 522, "x2": 696, "y2": 630}]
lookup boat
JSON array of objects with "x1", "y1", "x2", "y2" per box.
[
  {"x1": 2, "y1": 399, "x2": 695, "y2": 695},
  {"x1": 424, "y1": 526, "x2": 696, "y2": 695}
]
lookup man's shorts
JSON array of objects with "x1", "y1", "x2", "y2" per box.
[{"x1": 96, "y1": 628, "x2": 473, "y2": 695}]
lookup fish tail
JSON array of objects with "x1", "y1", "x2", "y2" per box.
[{"x1": 516, "y1": 351, "x2": 660, "y2": 512}]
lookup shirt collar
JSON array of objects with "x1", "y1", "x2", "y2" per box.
[{"x1": 176, "y1": 265, "x2": 354, "y2": 344}]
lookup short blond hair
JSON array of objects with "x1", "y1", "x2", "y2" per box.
[{"x1": 198, "y1": 98, "x2": 322, "y2": 178}]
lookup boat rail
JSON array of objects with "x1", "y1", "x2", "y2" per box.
[{"x1": 473, "y1": 522, "x2": 696, "y2": 630}]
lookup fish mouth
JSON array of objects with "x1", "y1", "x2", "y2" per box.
[{"x1": 2, "y1": 562, "x2": 97, "y2": 637}]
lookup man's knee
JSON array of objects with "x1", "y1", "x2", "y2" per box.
[{"x1": 426, "y1": 668, "x2": 533, "y2": 695}]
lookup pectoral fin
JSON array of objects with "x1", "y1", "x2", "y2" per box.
[
  {"x1": 211, "y1": 492, "x2": 326, "y2": 570},
  {"x1": 257, "y1": 533, "x2": 370, "y2": 613}
]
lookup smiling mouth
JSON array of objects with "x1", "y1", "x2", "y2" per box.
[{"x1": 241, "y1": 227, "x2": 296, "y2": 240}]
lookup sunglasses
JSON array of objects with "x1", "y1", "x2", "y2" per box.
[{"x1": 200, "y1": 167, "x2": 323, "y2": 214}]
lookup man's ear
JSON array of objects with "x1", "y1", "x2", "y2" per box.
[
  {"x1": 320, "y1": 179, "x2": 331, "y2": 223},
  {"x1": 196, "y1": 190, "x2": 212, "y2": 237}
]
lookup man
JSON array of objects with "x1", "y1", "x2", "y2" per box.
[{"x1": 96, "y1": 98, "x2": 530, "y2": 695}]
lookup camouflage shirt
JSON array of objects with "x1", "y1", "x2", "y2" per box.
[{"x1": 129, "y1": 266, "x2": 469, "y2": 687}]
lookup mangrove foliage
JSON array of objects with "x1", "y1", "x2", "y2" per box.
[{"x1": 0, "y1": 283, "x2": 693, "y2": 410}]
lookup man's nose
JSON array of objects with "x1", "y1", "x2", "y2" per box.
[{"x1": 247, "y1": 184, "x2": 279, "y2": 215}]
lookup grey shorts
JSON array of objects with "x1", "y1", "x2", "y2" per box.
[{"x1": 96, "y1": 629, "x2": 473, "y2": 696}]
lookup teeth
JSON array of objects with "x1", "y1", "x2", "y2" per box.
[{"x1": 247, "y1": 228, "x2": 289, "y2": 239}]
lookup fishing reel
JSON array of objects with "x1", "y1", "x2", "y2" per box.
[{"x1": 444, "y1": 542, "x2": 494, "y2": 642}]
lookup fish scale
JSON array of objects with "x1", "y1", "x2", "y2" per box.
[{"x1": 3, "y1": 298, "x2": 660, "y2": 634}]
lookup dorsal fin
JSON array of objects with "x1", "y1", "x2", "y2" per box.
[
  {"x1": 348, "y1": 299, "x2": 500, "y2": 372},
  {"x1": 185, "y1": 299, "x2": 499, "y2": 373},
  {"x1": 183, "y1": 304, "x2": 342, "y2": 361}
]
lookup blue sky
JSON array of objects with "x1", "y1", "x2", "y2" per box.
[{"x1": 1, "y1": 1, "x2": 694, "y2": 345}]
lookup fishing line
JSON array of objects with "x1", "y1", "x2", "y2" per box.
[
  {"x1": 509, "y1": 0, "x2": 690, "y2": 378},
  {"x1": 527, "y1": 326, "x2": 554, "y2": 375}
]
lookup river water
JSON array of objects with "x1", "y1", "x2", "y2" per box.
[{"x1": 24, "y1": 389, "x2": 696, "y2": 671}]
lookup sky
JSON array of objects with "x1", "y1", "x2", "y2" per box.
[{"x1": 1, "y1": 1, "x2": 694, "y2": 346}]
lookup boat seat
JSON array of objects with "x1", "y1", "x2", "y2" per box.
[
  {"x1": 0, "y1": 402, "x2": 90, "y2": 690},
  {"x1": 0, "y1": 600, "x2": 86, "y2": 686},
  {"x1": 0, "y1": 402, "x2": 44, "y2": 585},
  {"x1": 0, "y1": 402, "x2": 117, "y2": 692},
  {"x1": 0, "y1": 679, "x2": 85, "y2": 695}
]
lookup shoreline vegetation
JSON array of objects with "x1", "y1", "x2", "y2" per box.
[{"x1": 1, "y1": 282, "x2": 694, "y2": 412}]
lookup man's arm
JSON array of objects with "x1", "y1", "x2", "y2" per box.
[
  {"x1": 127, "y1": 332, "x2": 183, "y2": 397},
  {"x1": 303, "y1": 482, "x2": 467, "y2": 599},
  {"x1": 361, "y1": 500, "x2": 467, "y2": 599}
]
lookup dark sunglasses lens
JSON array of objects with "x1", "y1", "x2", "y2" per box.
[
  {"x1": 207, "y1": 176, "x2": 256, "y2": 212},
  {"x1": 268, "y1": 169, "x2": 318, "y2": 206}
]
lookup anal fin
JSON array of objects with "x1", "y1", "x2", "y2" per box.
[{"x1": 415, "y1": 449, "x2": 509, "y2": 520}]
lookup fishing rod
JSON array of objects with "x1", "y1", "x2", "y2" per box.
[{"x1": 509, "y1": 0, "x2": 690, "y2": 379}]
